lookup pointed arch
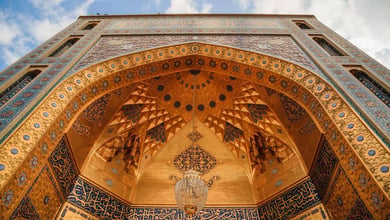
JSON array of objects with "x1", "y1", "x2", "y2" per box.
[{"x1": 0, "y1": 43, "x2": 388, "y2": 217}]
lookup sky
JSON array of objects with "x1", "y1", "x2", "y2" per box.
[{"x1": 0, "y1": 0, "x2": 389, "y2": 72}]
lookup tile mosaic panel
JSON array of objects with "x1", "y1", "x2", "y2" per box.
[
  {"x1": 279, "y1": 93, "x2": 306, "y2": 122},
  {"x1": 0, "y1": 70, "x2": 41, "y2": 108},
  {"x1": 72, "y1": 119, "x2": 90, "y2": 136},
  {"x1": 146, "y1": 123, "x2": 166, "y2": 143},
  {"x1": 299, "y1": 118, "x2": 316, "y2": 135},
  {"x1": 70, "y1": 35, "x2": 323, "y2": 75},
  {"x1": 67, "y1": 177, "x2": 133, "y2": 219},
  {"x1": 8, "y1": 166, "x2": 62, "y2": 220},
  {"x1": 127, "y1": 207, "x2": 260, "y2": 220},
  {"x1": 325, "y1": 167, "x2": 359, "y2": 219},
  {"x1": 49, "y1": 136, "x2": 79, "y2": 197},
  {"x1": 10, "y1": 196, "x2": 40, "y2": 219},
  {"x1": 67, "y1": 177, "x2": 325, "y2": 220},
  {"x1": 247, "y1": 104, "x2": 269, "y2": 123},
  {"x1": 122, "y1": 104, "x2": 143, "y2": 123},
  {"x1": 174, "y1": 144, "x2": 217, "y2": 175},
  {"x1": 348, "y1": 198, "x2": 373, "y2": 219},
  {"x1": 310, "y1": 136, "x2": 339, "y2": 199},
  {"x1": 27, "y1": 166, "x2": 63, "y2": 219},
  {"x1": 258, "y1": 179, "x2": 321, "y2": 219},
  {"x1": 224, "y1": 122, "x2": 243, "y2": 143},
  {"x1": 68, "y1": 177, "x2": 260, "y2": 219},
  {"x1": 81, "y1": 94, "x2": 110, "y2": 124},
  {"x1": 108, "y1": 16, "x2": 284, "y2": 31}
]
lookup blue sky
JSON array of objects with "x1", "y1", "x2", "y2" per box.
[{"x1": 0, "y1": 0, "x2": 389, "y2": 72}]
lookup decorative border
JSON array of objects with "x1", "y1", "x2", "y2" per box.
[
  {"x1": 49, "y1": 136, "x2": 79, "y2": 197},
  {"x1": 310, "y1": 135, "x2": 339, "y2": 200},
  {"x1": 325, "y1": 166, "x2": 376, "y2": 219},
  {"x1": 68, "y1": 177, "x2": 325, "y2": 219},
  {"x1": 4, "y1": 166, "x2": 62, "y2": 219},
  {"x1": 258, "y1": 179, "x2": 321, "y2": 219}
]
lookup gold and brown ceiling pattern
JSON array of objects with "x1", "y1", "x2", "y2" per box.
[{"x1": 74, "y1": 68, "x2": 308, "y2": 205}]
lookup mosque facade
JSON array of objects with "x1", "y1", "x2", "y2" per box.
[{"x1": 0, "y1": 14, "x2": 389, "y2": 219}]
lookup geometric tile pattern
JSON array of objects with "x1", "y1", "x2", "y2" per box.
[
  {"x1": 348, "y1": 198, "x2": 373, "y2": 219},
  {"x1": 81, "y1": 94, "x2": 110, "y2": 124},
  {"x1": 146, "y1": 123, "x2": 166, "y2": 143},
  {"x1": 187, "y1": 130, "x2": 202, "y2": 143},
  {"x1": 325, "y1": 167, "x2": 360, "y2": 219},
  {"x1": 247, "y1": 104, "x2": 268, "y2": 123},
  {"x1": 279, "y1": 93, "x2": 306, "y2": 122},
  {"x1": 10, "y1": 196, "x2": 40, "y2": 220},
  {"x1": 26, "y1": 166, "x2": 63, "y2": 219},
  {"x1": 72, "y1": 35, "x2": 322, "y2": 75},
  {"x1": 351, "y1": 69, "x2": 390, "y2": 108},
  {"x1": 224, "y1": 122, "x2": 243, "y2": 143},
  {"x1": 72, "y1": 119, "x2": 90, "y2": 136},
  {"x1": 49, "y1": 136, "x2": 79, "y2": 197},
  {"x1": 174, "y1": 144, "x2": 217, "y2": 175},
  {"x1": 258, "y1": 179, "x2": 321, "y2": 219},
  {"x1": 8, "y1": 166, "x2": 62, "y2": 220},
  {"x1": 299, "y1": 118, "x2": 316, "y2": 135},
  {"x1": 310, "y1": 136, "x2": 339, "y2": 200},
  {"x1": 122, "y1": 104, "x2": 143, "y2": 123},
  {"x1": 0, "y1": 70, "x2": 41, "y2": 108}
]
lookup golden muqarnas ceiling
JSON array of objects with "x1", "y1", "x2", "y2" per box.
[{"x1": 67, "y1": 70, "x2": 311, "y2": 205}]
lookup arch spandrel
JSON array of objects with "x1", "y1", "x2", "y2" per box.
[{"x1": 0, "y1": 43, "x2": 389, "y2": 217}]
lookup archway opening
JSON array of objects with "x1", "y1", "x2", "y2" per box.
[
  {"x1": 2, "y1": 43, "x2": 387, "y2": 219},
  {"x1": 65, "y1": 66, "x2": 321, "y2": 206}
]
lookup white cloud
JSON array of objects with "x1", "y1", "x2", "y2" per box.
[
  {"x1": 166, "y1": 0, "x2": 198, "y2": 13},
  {"x1": 1, "y1": 35, "x2": 33, "y2": 65},
  {"x1": 247, "y1": 0, "x2": 390, "y2": 69},
  {"x1": 28, "y1": 0, "x2": 66, "y2": 13},
  {"x1": 201, "y1": 3, "x2": 213, "y2": 13},
  {"x1": 0, "y1": 11, "x2": 33, "y2": 66},
  {"x1": 251, "y1": 0, "x2": 304, "y2": 13},
  {"x1": 234, "y1": 0, "x2": 251, "y2": 10},
  {"x1": 73, "y1": 0, "x2": 96, "y2": 16},
  {"x1": 0, "y1": 0, "x2": 96, "y2": 67},
  {"x1": 374, "y1": 48, "x2": 390, "y2": 69},
  {"x1": 25, "y1": 0, "x2": 95, "y2": 43},
  {"x1": 26, "y1": 17, "x2": 73, "y2": 43},
  {"x1": 166, "y1": 0, "x2": 212, "y2": 13},
  {"x1": 0, "y1": 12, "x2": 22, "y2": 45}
]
